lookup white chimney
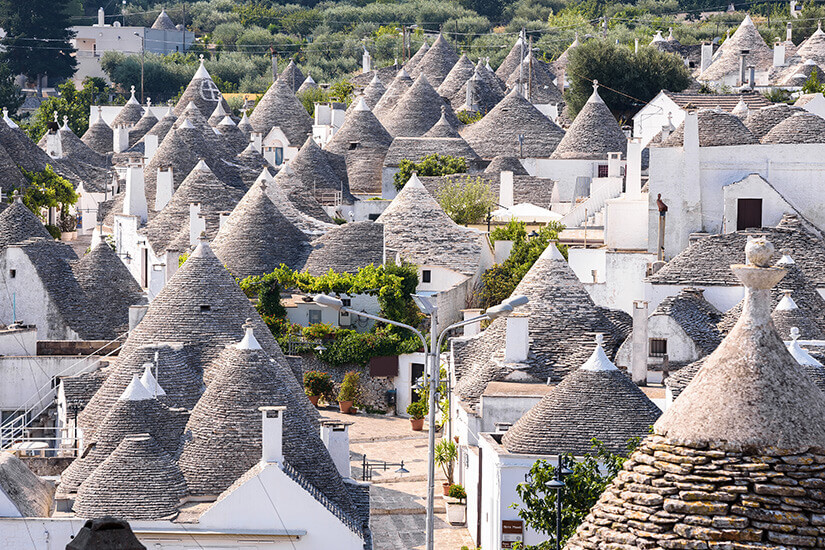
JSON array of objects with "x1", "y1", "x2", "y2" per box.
[
  {"x1": 700, "y1": 43, "x2": 713, "y2": 73},
  {"x1": 113, "y1": 124, "x2": 129, "y2": 153},
  {"x1": 251, "y1": 131, "x2": 263, "y2": 153},
  {"x1": 557, "y1": 68, "x2": 565, "y2": 95},
  {"x1": 189, "y1": 203, "x2": 205, "y2": 246},
  {"x1": 626, "y1": 138, "x2": 642, "y2": 200},
  {"x1": 259, "y1": 406, "x2": 286, "y2": 464},
  {"x1": 123, "y1": 159, "x2": 147, "y2": 223},
  {"x1": 607, "y1": 152, "x2": 622, "y2": 178},
  {"x1": 684, "y1": 110, "x2": 699, "y2": 153},
  {"x1": 219, "y1": 211, "x2": 231, "y2": 229},
  {"x1": 144, "y1": 134, "x2": 158, "y2": 161},
  {"x1": 46, "y1": 130, "x2": 63, "y2": 159},
  {"x1": 631, "y1": 300, "x2": 648, "y2": 385},
  {"x1": 155, "y1": 167, "x2": 173, "y2": 210},
  {"x1": 504, "y1": 314, "x2": 529, "y2": 363},
  {"x1": 320, "y1": 420, "x2": 352, "y2": 478},
  {"x1": 128, "y1": 304, "x2": 149, "y2": 330},
  {"x1": 774, "y1": 41, "x2": 786, "y2": 67},
  {"x1": 461, "y1": 309, "x2": 484, "y2": 337},
  {"x1": 787, "y1": 21, "x2": 793, "y2": 40},
  {"x1": 97, "y1": 7, "x2": 105, "y2": 26},
  {"x1": 362, "y1": 47, "x2": 371, "y2": 74},
  {"x1": 748, "y1": 65, "x2": 755, "y2": 90},
  {"x1": 499, "y1": 170, "x2": 514, "y2": 208}
]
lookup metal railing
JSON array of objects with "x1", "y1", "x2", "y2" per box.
[{"x1": 0, "y1": 333, "x2": 127, "y2": 450}]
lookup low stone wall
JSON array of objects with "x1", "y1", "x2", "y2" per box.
[{"x1": 20, "y1": 456, "x2": 74, "y2": 477}]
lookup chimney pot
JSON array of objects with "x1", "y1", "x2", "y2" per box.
[
  {"x1": 260, "y1": 406, "x2": 286, "y2": 464},
  {"x1": 504, "y1": 314, "x2": 529, "y2": 363}
]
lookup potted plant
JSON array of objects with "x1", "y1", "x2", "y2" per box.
[
  {"x1": 446, "y1": 484, "x2": 467, "y2": 525},
  {"x1": 434, "y1": 439, "x2": 457, "y2": 495},
  {"x1": 304, "y1": 371, "x2": 334, "y2": 407},
  {"x1": 406, "y1": 400, "x2": 426, "y2": 431},
  {"x1": 337, "y1": 371, "x2": 360, "y2": 414}
]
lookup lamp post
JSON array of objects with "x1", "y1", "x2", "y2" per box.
[
  {"x1": 546, "y1": 455, "x2": 571, "y2": 550},
  {"x1": 314, "y1": 292, "x2": 528, "y2": 550}
]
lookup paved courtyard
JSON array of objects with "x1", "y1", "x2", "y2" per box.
[{"x1": 322, "y1": 409, "x2": 475, "y2": 550}]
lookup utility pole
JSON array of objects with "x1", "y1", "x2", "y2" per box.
[{"x1": 134, "y1": 32, "x2": 145, "y2": 103}]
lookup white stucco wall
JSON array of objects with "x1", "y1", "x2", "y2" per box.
[
  {"x1": 645, "y1": 282, "x2": 744, "y2": 313},
  {"x1": 571, "y1": 250, "x2": 655, "y2": 314},
  {"x1": 477, "y1": 394, "x2": 543, "y2": 433},
  {"x1": 604, "y1": 197, "x2": 648, "y2": 250},
  {"x1": 0, "y1": 356, "x2": 98, "y2": 412},
  {"x1": 647, "y1": 315, "x2": 702, "y2": 364},
  {"x1": 533, "y1": 158, "x2": 602, "y2": 203},
  {"x1": 721, "y1": 174, "x2": 794, "y2": 233},
  {"x1": 632, "y1": 93, "x2": 684, "y2": 147}
]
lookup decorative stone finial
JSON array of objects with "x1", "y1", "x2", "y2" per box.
[
  {"x1": 198, "y1": 231, "x2": 208, "y2": 242},
  {"x1": 12, "y1": 189, "x2": 20, "y2": 203},
  {"x1": 62, "y1": 115, "x2": 68, "y2": 126},
  {"x1": 592, "y1": 79, "x2": 599, "y2": 90},
  {"x1": 744, "y1": 236, "x2": 774, "y2": 267},
  {"x1": 199, "y1": 53, "x2": 205, "y2": 63},
  {"x1": 147, "y1": 98, "x2": 151, "y2": 107},
  {"x1": 441, "y1": 105, "x2": 447, "y2": 116},
  {"x1": 130, "y1": 85, "x2": 135, "y2": 96},
  {"x1": 790, "y1": 326, "x2": 801, "y2": 340},
  {"x1": 787, "y1": 326, "x2": 822, "y2": 366},
  {"x1": 580, "y1": 333, "x2": 617, "y2": 372},
  {"x1": 237, "y1": 318, "x2": 262, "y2": 350},
  {"x1": 53, "y1": 111, "x2": 58, "y2": 123},
  {"x1": 595, "y1": 333, "x2": 604, "y2": 346}
]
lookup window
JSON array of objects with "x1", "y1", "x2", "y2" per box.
[
  {"x1": 9, "y1": 269, "x2": 15, "y2": 278},
  {"x1": 368, "y1": 213, "x2": 380, "y2": 221},
  {"x1": 199, "y1": 305, "x2": 211, "y2": 312},
  {"x1": 341, "y1": 298, "x2": 351, "y2": 317},
  {"x1": 649, "y1": 338, "x2": 668, "y2": 357},
  {"x1": 737, "y1": 198, "x2": 762, "y2": 230},
  {"x1": 274, "y1": 147, "x2": 284, "y2": 165},
  {"x1": 348, "y1": 142, "x2": 359, "y2": 150},
  {"x1": 308, "y1": 309, "x2": 322, "y2": 324},
  {"x1": 597, "y1": 164, "x2": 609, "y2": 178},
  {"x1": 422, "y1": 270, "x2": 432, "y2": 283}
]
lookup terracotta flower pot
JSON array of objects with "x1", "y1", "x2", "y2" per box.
[
  {"x1": 442, "y1": 482, "x2": 452, "y2": 496},
  {"x1": 410, "y1": 418, "x2": 424, "y2": 431},
  {"x1": 339, "y1": 400, "x2": 353, "y2": 414},
  {"x1": 307, "y1": 395, "x2": 320, "y2": 407}
]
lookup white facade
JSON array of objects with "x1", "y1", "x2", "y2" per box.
[
  {"x1": 633, "y1": 92, "x2": 685, "y2": 147},
  {"x1": 284, "y1": 293, "x2": 379, "y2": 331},
  {"x1": 569, "y1": 249, "x2": 656, "y2": 314}
]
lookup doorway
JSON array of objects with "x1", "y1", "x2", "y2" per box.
[
  {"x1": 737, "y1": 198, "x2": 762, "y2": 230},
  {"x1": 410, "y1": 363, "x2": 425, "y2": 403}
]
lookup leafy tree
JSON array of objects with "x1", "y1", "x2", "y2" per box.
[
  {"x1": 0, "y1": 0, "x2": 78, "y2": 87},
  {"x1": 512, "y1": 439, "x2": 640, "y2": 549},
  {"x1": 477, "y1": 221, "x2": 566, "y2": 309},
  {"x1": 802, "y1": 68, "x2": 823, "y2": 95},
  {"x1": 20, "y1": 77, "x2": 108, "y2": 142},
  {"x1": 19, "y1": 165, "x2": 79, "y2": 235},
  {"x1": 0, "y1": 62, "x2": 23, "y2": 116},
  {"x1": 328, "y1": 79, "x2": 355, "y2": 104},
  {"x1": 436, "y1": 176, "x2": 495, "y2": 225},
  {"x1": 297, "y1": 86, "x2": 328, "y2": 115},
  {"x1": 394, "y1": 154, "x2": 468, "y2": 191},
  {"x1": 565, "y1": 41, "x2": 691, "y2": 118}
]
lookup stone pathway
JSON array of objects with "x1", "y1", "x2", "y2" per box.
[{"x1": 322, "y1": 410, "x2": 474, "y2": 550}]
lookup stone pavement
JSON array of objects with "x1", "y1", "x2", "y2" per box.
[{"x1": 322, "y1": 409, "x2": 475, "y2": 550}]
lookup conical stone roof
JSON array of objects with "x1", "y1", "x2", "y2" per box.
[
  {"x1": 178, "y1": 326, "x2": 358, "y2": 525},
  {"x1": 248, "y1": 76, "x2": 312, "y2": 147},
  {"x1": 173, "y1": 58, "x2": 231, "y2": 118},
  {"x1": 151, "y1": 9, "x2": 177, "y2": 31},
  {"x1": 212, "y1": 179, "x2": 311, "y2": 277},
  {"x1": 551, "y1": 34, "x2": 579, "y2": 75},
  {"x1": 505, "y1": 53, "x2": 563, "y2": 104},
  {"x1": 235, "y1": 142, "x2": 268, "y2": 171},
  {"x1": 278, "y1": 60, "x2": 305, "y2": 93},
  {"x1": 127, "y1": 107, "x2": 158, "y2": 148},
  {"x1": 437, "y1": 54, "x2": 476, "y2": 101},
  {"x1": 268, "y1": 165, "x2": 335, "y2": 225},
  {"x1": 796, "y1": 24, "x2": 825, "y2": 65},
  {"x1": 566, "y1": 237, "x2": 825, "y2": 550},
  {"x1": 772, "y1": 289, "x2": 825, "y2": 339},
  {"x1": 237, "y1": 111, "x2": 253, "y2": 136},
  {"x1": 303, "y1": 221, "x2": 384, "y2": 276},
  {"x1": 484, "y1": 155, "x2": 528, "y2": 176},
  {"x1": 0, "y1": 142, "x2": 27, "y2": 190},
  {"x1": 207, "y1": 100, "x2": 229, "y2": 127},
  {"x1": 410, "y1": 34, "x2": 459, "y2": 88},
  {"x1": 761, "y1": 111, "x2": 825, "y2": 144},
  {"x1": 111, "y1": 92, "x2": 144, "y2": 128},
  {"x1": 660, "y1": 109, "x2": 759, "y2": 147},
  {"x1": 283, "y1": 136, "x2": 355, "y2": 203},
  {"x1": 404, "y1": 41, "x2": 429, "y2": 74},
  {"x1": 0, "y1": 198, "x2": 51, "y2": 248},
  {"x1": 349, "y1": 73, "x2": 386, "y2": 113},
  {"x1": 296, "y1": 74, "x2": 318, "y2": 95},
  {"x1": 174, "y1": 101, "x2": 229, "y2": 155},
  {"x1": 551, "y1": 82, "x2": 627, "y2": 159},
  {"x1": 496, "y1": 35, "x2": 527, "y2": 80},
  {"x1": 74, "y1": 434, "x2": 187, "y2": 520},
  {"x1": 423, "y1": 107, "x2": 462, "y2": 138},
  {"x1": 372, "y1": 68, "x2": 413, "y2": 120},
  {"x1": 382, "y1": 74, "x2": 462, "y2": 137},
  {"x1": 501, "y1": 335, "x2": 662, "y2": 455},
  {"x1": 461, "y1": 87, "x2": 565, "y2": 158},
  {"x1": 744, "y1": 103, "x2": 805, "y2": 139},
  {"x1": 217, "y1": 116, "x2": 248, "y2": 154},
  {"x1": 81, "y1": 114, "x2": 113, "y2": 155},
  {"x1": 700, "y1": 15, "x2": 773, "y2": 81}
]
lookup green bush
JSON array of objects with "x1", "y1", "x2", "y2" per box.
[
  {"x1": 337, "y1": 371, "x2": 360, "y2": 402},
  {"x1": 456, "y1": 109, "x2": 484, "y2": 125},
  {"x1": 448, "y1": 483, "x2": 467, "y2": 503},
  {"x1": 406, "y1": 399, "x2": 427, "y2": 419},
  {"x1": 303, "y1": 371, "x2": 335, "y2": 399},
  {"x1": 394, "y1": 154, "x2": 468, "y2": 191},
  {"x1": 436, "y1": 176, "x2": 495, "y2": 225},
  {"x1": 302, "y1": 322, "x2": 336, "y2": 340}
]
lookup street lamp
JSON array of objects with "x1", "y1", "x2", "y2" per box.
[
  {"x1": 313, "y1": 292, "x2": 528, "y2": 550},
  {"x1": 546, "y1": 455, "x2": 570, "y2": 550}
]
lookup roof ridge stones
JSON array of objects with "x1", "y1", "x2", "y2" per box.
[
  {"x1": 211, "y1": 179, "x2": 311, "y2": 278},
  {"x1": 460, "y1": 87, "x2": 565, "y2": 159},
  {"x1": 551, "y1": 82, "x2": 627, "y2": 159},
  {"x1": 381, "y1": 74, "x2": 462, "y2": 137},
  {"x1": 501, "y1": 335, "x2": 661, "y2": 455},
  {"x1": 436, "y1": 53, "x2": 476, "y2": 101},
  {"x1": 248, "y1": 76, "x2": 312, "y2": 147},
  {"x1": 409, "y1": 34, "x2": 460, "y2": 88},
  {"x1": 173, "y1": 57, "x2": 231, "y2": 118},
  {"x1": 278, "y1": 60, "x2": 306, "y2": 93}
]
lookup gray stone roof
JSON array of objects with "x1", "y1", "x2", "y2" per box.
[
  {"x1": 278, "y1": 60, "x2": 305, "y2": 93},
  {"x1": 151, "y1": 9, "x2": 177, "y2": 31},
  {"x1": 0, "y1": 199, "x2": 52, "y2": 249},
  {"x1": 648, "y1": 214, "x2": 825, "y2": 287},
  {"x1": 496, "y1": 36, "x2": 527, "y2": 80},
  {"x1": 324, "y1": 98, "x2": 392, "y2": 194},
  {"x1": 39, "y1": 124, "x2": 110, "y2": 168},
  {"x1": 81, "y1": 117, "x2": 113, "y2": 155},
  {"x1": 75, "y1": 433, "x2": 187, "y2": 520},
  {"x1": 377, "y1": 174, "x2": 485, "y2": 276},
  {"x1": 404, "y1": 41, "x2": 429, "y2": 74},
  {"x1": 372, "y1": 68, "x2": 413, "y2": 121},
  {"x1": 248, "y1": 76, "x2": 312, "y2": 148},
  {"x1": 235, "y1": 142, "x2": 269, "y2": 172},
  {"x1": 178, "y1": 336, "x2": 359, "y2": 527},
  {"x1": 384, "y1": 134, "x2": 479, "y2": 167},
  {"x1": 0, "y1": 142, "x2": 27, "y2": 191},
  {"x1": 280, "y1": 136, "x2": 355, "y2": 204},
  {"x1": 436, "y1": 54, "x2": 475, "y2": 102},
  {"x1": 796, "y1": 26, "x2": 825, "y2": 65},
  {"x1": 651, "y1": 287, "x2": 723, "y2": 355},
  {"x1": 660, "y1": 108, "x2": 759, "y2": 147},
  {"x1": 173, "y1": 61, "x2": 231, "y2": 118},
  {"x1": 381, "y1": 74, "x2": 462, "y2": 138},
  {"x1": 700, "y1": 15, "x2": 773, "y2": 81},
  {"x1": 269, "y1": 166, "x2": 336, "y2": 225},
  {"x1": 212, "y1": 180, "x2": 311, "y2": 278},
  {"x1": 461, "y1": 87, "x2": 564, "y2": 159},
  {"x1": 60, "y1": 370, "x2": 107, "y2": 410},
  {"x1": 349, "y1": 74, "x2": 386, "y2": 112},
  {"x1": 662, "y1": 90, "x2": 771, "y2": 112},
  {"x1": 550, "y1": 35, "x2": 579, "y2": 75},
  {"x1": 217, "y1": 116, "x2": 249, "y2": 154},
  {"x1": 142, "y1": 161, "x2": 244, "y2": 254},
  {"x1": 0, "y1": 452, "x2": 54, "y2": 517},
  {"x1": 420, "y1": 172, "x2": 555, "y2": 209},
  {"x1": 501, "y1": 341, "x2": 661, "y2": 456},
  {"x1": 296, "y1": 75, "x2": 318, "y2": 95},
  {"x1": 453, "y1": 244, "x2": 630, "y2": 410},
  {"x1": 174, "y1": 101, "x2": 230, "y2": 155},
  {"x1": 111, "y1": 97, "x2": 144, "y2": 128},
  {"x1": 237, "y1": 111, "x2": 253, "y2": 136},
  {"x1": 743, "y1": 103, "x2": 805, "y2": 139},
  {"x1": 0, "y1": 124, "x2": 56, "y2": 174},
  {"x1": 409, "y1": 34, "x2": 459, "y2": 89},
  {"x1": 303, "y1": 221, "x2": 384, "y2": 276},
  {"x1": 551, "y1": 84, "x2": 627, "y2": 159},
  {"x1": 452, "y1": 67, "x2": 505, "y2": 113},
  {"x1": 771, "y1": 289, "x2": 825, "y2": 340},
  {"x1": 505, "y1": 53, "x2": 563, "y2": 105},
  {"x1": 761, "y1": 111, "x2": 825, "y2": 144},
  {"x1": 349, "y1": 62, "x2": 400, "y2": 88},
  {"x1": 484, "y1": 155, "x2": 528, "y2": 175}
]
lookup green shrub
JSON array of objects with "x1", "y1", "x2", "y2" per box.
[
  {"x1": 338, "y1": 371, "x2": 360, "y2": 402},
  {"x1": 394, "y1": 154, "x2": 468, "y2": 191},
  {"x1": 302, "y1": 322, "x2": 336, "y2": 340},
  {"x1": 448, "y1": 483, "x2": 467, "y2": 502},
  {"x1": 303, "y1": 371, "x2": 335, "y2": 399},
  {"x1": 406, "y1": 399, "x2": 427, "y2": 420},
  {"x1": 436, "y1": 176, "x2": 495, "y2": 225},
  {"x1": 456, "y1": 109, "x2": 484, "y2": 125},
  {"x1": 45, "y1": 224, "x2": 61, "y2": 239}
]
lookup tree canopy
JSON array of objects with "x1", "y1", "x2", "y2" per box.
[
  {"x1": 21, "y1": 78, "x2": 108, "y2": 142},
  {"x1": 0, "y1": 0, "x2": 78, "y2": 85}
]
